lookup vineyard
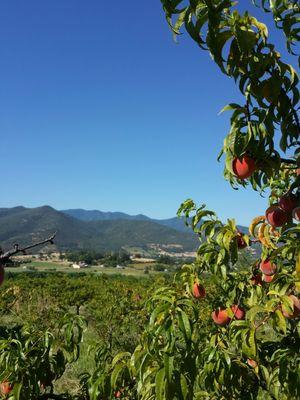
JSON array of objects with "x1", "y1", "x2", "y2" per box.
[{"x1": 1, "y1": 0, "x2": 300, "y2": 399}]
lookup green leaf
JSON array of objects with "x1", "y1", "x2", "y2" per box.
[
  {"x1": 111, "y1": 352, "x2": 131, "y2": 369},
  {"x1": 219, "y1": 103, "x2": 243, "y2": 114},
  {"x1": 274, "y1": 309, "x2": 286, "y2": 334},
  {"x1": 164, "y1": 354, "x2": 174, "y2": 382},
  {"x1": 110, "y1": 363, "x2": 125, "y2": 389},
  {"x1": 178, "y1": 309, "x2": 191, "y2": 341},
  {"x1": 180, "y1": 373, "x2": 189, "y2": 400},
  {"x1": 155, "y1": 368, "x2": 166, "y2": 400}
]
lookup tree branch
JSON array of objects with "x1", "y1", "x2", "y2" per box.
[
  {"x1": 279, "y1": 157, "x2": 298, "y2": 165},
  {"x1": 0, "y1": 232, "x2": 57, "y2": 264}
]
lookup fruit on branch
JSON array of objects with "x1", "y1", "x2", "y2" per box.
[
  {"x1": 192, "y1": 282, "x2": 206, "y2": 299},
  {"x1": 231, "y1": 305, "x2": 245, "y2": 320},
  {"x1": 232, "y1": 155, "x2": 256, "y2": 179},
  {"x1": 39, "y1": 374, "x2": 54, "y2": 390},
  {"x1": 279, "y1": 193, "x2": 298, "y2": 213},
  {"x1": 0, "y1": 381, "x2": 13, "y2": 396},
  {"x1": 292, "y1": 207, "x2": 300, "y2": 221},
  {"x1": 282, "y1": 295, "x2": 300, "y2": 319},
  {"x1": 262, "y1": 273, "x2": 274, "y2": 283},
  {"x1": 134, "y1": 294, "x2": 142, "y2": 302},
  {"x1": 266, "y1": 205, "x2": 288, "y2": 227},
  {"x1": 115, "y1": 389, "x2": 125, "y2": 398},
  {"x1": 236, "y1": 232, "x2": 247, "y2": 249},
  {"x1": 212, "y1": 308, "x2": 230, "y2": 326},
  {"x1": 260, "y1": 259, "x2": 276, "y2": 276},
  {"x1": 0, "y1": 266, "x2": 4, "y2": 287},
  {"x1": 247, "y1": 359, "x2": 258, "y2": 368},
  {"x1": 250, "y1": 274, "x2": 263, "y2": 286}
]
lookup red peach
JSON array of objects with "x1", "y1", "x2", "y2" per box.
[
  {"x1": 292, "y1": 207, "x2": 300, "y2": 221},
  {"x1": 247, "y1": 359, "x2": 258, "y2": 368},
  {"x1": 0, "y1": 381, "x2": 13, "y2": 395},
  {"x1": 231, "y1": 305, "x2": 245, "y2": 320},
  {"x1": 260, "y1": 259, "x2": 276, "y2": 276},
  {"x1": 134, "y1": 294, "x2": 142, "y2": 301},
  {"x1": 266, "y1": 205, "x2": 288, "y2": 227},
  {"x1": 192, "y1": 283, "x2": 206, "y2": 299},
  {"x1": 279, "y1": 193, "x2": 298, "y2": 213},
  {"x1": 282, "y1": 295, "x2": 300, "y2": 319},
  {"x1": 250, "y1": 274, "x2": 262, "y2": 286},
  {"x1": 262, "y1": 273, "x2": 274, "y2": 283},
  {"x1": 236, "y1": 233, "x2": 247, "y2": 249},
  {"x1": 232, "y1": 155, "x2": 256, "y2": 179},
  {"x1": 212, "y1": 308, "x2": 231, "y2": 326}
]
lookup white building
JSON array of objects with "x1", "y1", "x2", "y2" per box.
[{"x1": 72, "y1": 262, "x2": 89, "y2": 269}]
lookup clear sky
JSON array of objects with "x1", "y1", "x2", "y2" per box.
[{"x1": 0, "y1": 1, "x2": 297, "y2": 225}]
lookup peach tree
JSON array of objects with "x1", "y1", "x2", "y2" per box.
[{"x1": 92, "y1": 1, "x2": 300, "y2": 399}]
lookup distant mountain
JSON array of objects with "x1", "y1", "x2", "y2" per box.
[
  {"x1": 0, "y1": 206, "x2": 198, "y2": 253},
  {"x1": 62, "y1": 209, "x2": 151, "y2": 222},
  {"x1": 62, "y1": 208, "x2": 248, "y2": 234},
  {"x1": 62, "y1": 209, "x2": 190, "y2": 232}
]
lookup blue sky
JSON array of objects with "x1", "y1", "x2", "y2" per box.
[{"x1": 0, "y1": 1, "x2": 297, "y2": 225}]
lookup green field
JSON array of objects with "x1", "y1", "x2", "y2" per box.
[{"x1": 6, "y1": 260, "x2": 162, "y2": 277}]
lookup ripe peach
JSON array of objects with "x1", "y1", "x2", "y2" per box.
[
  {"x1": 231, "y1": 305, "x2": 245, "y2": 320},
  {"x1": 250, "y1": 274, "x2": 262, "y2": 286},
  {"x1": 192, "y1": 283, "x2": 206, "y2": 299},
  {"x1": 236, "y1": 232, "x2": 247, "y2": 249},
  {"x1": 232, "y1": 155, "x2": 256, "y2": 179},
  {"x1": 292, "y1": 207, "x2": 300, "y2": 221},
  {"x1": 266, "y1": 205, "x2": 288, "y2": 227},
  {"x1": 279, "y1": 193, "x2": 298, "y2": 213},
  {"x1": 212, "y1": 308, "x2": 230, "y2": 326},
  {"x1": 247, "y1": 358, "x2": 258, "y2": 368},
  {"x1": 0, "y1": 381, "x2": 13, "y2": 395},
  {"x1": 134, "y1": 294, "x2": 142, "y2": 302},
  {"x1": 260, "y1": 259, "x2": 276, "y2": 276},
  {"x1": 282, "y1": 295, "x2": 300, "y2": 319},
  {"x1": 262, "y1": 273, "x2": 274, "y2": 283}
]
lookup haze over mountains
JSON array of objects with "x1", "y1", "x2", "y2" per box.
[{"x1": 0, "y1": 206, "x2": 198, "y2": 254}]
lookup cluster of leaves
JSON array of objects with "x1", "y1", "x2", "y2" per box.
[
  {"x1": 91, "y1": 1, "x2": 299, "y2": 399},
  {"x1": 0, "y1": 273, "x2": 154, "y2": 398},
  {"x1": 161, "y1": 0, "x2": 299, "y2": 192},
  {"x1": 64, "y1": 250, "x2": 132, "y2": 267},
  {"x1": 0, "y1": 313, "x2": 85, "y2": 399}
]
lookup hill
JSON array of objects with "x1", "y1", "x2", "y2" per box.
[
  {"x1": 62, "y1": 208, "x2": 249, "y2": 234},
  {"x1": 0, "y1": 206, "x2": 199, "y2": 254},
  {"x1": 62, "y1": 209, "x2": 191, "y2": 232}
]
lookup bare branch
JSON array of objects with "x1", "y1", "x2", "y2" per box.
[{"x1": 0, "y1": 232, "x2": 57, "y2": 264}]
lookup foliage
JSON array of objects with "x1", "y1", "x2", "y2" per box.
[
  {"x1": 0, "y1": 313, "x2": 85, "y2": 399},
  {"x1": 97, "y1": 1, "x2": 300, "y2": 399},
  {"x1": 65, "y1": 251, "x2": 104, "y2": 265},
  {"x1": 1, "y1": 1, "x2": 299, "y2": 399},
  {"x1": 0, "y1": 273, "x2": 155, "y2": 398}
]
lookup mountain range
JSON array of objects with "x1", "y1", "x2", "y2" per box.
[
  {"x1": 62, "y1": 209, "x2": 190, "y2": 232},
  {"x1": 0, "y1": 206, "x2": 198, "y2": 254},
  {"x1": 0, "y1": 206, "x2": 249, "y2": 255}
]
